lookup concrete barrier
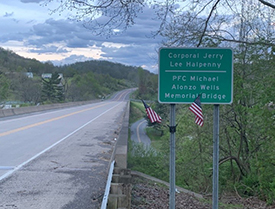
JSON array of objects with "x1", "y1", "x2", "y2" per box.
[
  {"x1": 131, "y1": 171, "x2": 204, "y2": 199},
  {"x1": 0, "y1": 110, "x2": 5, "y2": 118},
  {"x1": 105, "y1": 101, "x2": 131, "y2": 209},
  {"x1": 0, "y1": 100, "x2": 100, "y2": 118},
  {"x1": 2, "y1": 109, "x2": 15, "y2": 117},
  {"x1": 114, "y1": 101, "x2": 129, "y2": 169}
]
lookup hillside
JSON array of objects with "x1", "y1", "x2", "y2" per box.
[
  {"x1": 63, "y1": 60, "x2": 140, "y2": 84},
  {"x1": 0, "y1": 47, "x2": 43, "y2": 74},
  {"x1": 0, "y1": 47, "x2": 148, "y2": 104},
  {"x1": 0, "y1": 47, "x2": 141, "y2": 81}
]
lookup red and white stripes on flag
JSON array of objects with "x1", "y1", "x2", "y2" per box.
[
  {"x1": 189, "y1": 95, "x2": 204, "y2": 127},
  {"x1": 142, "y1": 100, "x2": 162, "y2": 123}
]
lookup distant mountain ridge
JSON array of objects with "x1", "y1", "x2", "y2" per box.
[{"x1": 0, "y1": 47, "x2": 149, "y2": 85}]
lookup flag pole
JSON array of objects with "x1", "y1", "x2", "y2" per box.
[
  {"x1": 169, "y1": 104, "x2": 176, "y2": 209},
  {"x1": 212, "y1": 104, "x2": 219, "y2": 209}
]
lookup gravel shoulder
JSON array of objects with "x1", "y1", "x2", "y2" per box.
[{"x1": 130, "y1": 173, "x2": 275, "y2": 209}]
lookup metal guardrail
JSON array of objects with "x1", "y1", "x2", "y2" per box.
[{"x1": 101, "y1": 160, "x2": 115, "y2": 209}]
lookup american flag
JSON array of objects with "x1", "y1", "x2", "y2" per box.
[
  {"x1": 142, "y1": 100, "x2": 162, "y2": 123},
  {"x1": 189, "y1": 95, "x2": 203, "y2": 126}
]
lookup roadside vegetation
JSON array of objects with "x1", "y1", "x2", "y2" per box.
[
  {"x1": 128, "y1": 100, "x2": 169, "y2": 181},
  {"x1": 128, "y1": 53, "x2": 275, "y2": 207}
]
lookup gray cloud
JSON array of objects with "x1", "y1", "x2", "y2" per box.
[
  {"x1": 29, "y1": 45, "x2": 69, "y2": 54},
  {"x1": 1, "y1": 2, "x2": 163, "y2": 72},
  {"x1": 86, "y1": 6, "x2": 162, "y2": 45},
  {"x1": 0, "y1": 17, "x2": 31, "y2": 42},
  {"x1": 101, "y1": 43, "x2": 159, "y2": 71},
  {"x1": 51, "y1": 55, "x2": 94, "y2": 66},
  {"x1": 28, "y1": 15, "x2": 162, "y2": 48},
  {"x1": 3, "y1": 12, "x2": 14, "y2": 17}
]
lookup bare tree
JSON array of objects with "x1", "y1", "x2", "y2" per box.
[
  {"x1": 259, "y1": 0, "x2": 275, "y2": 9},
  {"x1": 45, "y1": 0, "x2": 275, "y2": 45},
  {"x1": 160, "y1": 0, "x2": 275, "y2": 47},
  {"x1": 44, "y1": 0, "x2": 172, "y2": 35}
]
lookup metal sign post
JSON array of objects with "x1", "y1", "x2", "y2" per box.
[
  {"x1": 158, "y1": 47, "x2": 233, "y2": 209},
  {"x1": 213, "y1": 104, "x2": 219, "y2": 209},
  {"x1": 169, "y1": 104, "x2": 176, "y2": 209}
]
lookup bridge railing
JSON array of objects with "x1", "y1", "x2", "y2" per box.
[{"x1": 102, "y1": 101, "x2": 131, "y2": 209}]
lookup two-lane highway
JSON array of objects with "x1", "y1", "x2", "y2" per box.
[{"x1": 0, "y1": 89, "x2": 134, "y2": 209}]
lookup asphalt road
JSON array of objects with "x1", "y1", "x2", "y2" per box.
[
  {"x1": 0, "y1": 89, "x2": 133, "y2": 209},
  {"x1": 130, "y1": 118, "x2": 151, "y2": 146}
]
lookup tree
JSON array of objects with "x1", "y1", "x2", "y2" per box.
[
  {"x1": 41, "y1": 72, "x2": 64, "y2": 103},
  {"x1": 137, "y1": 67, "x2": 147, "y2": 96},
  {"x1": 0, "y1": 74, "x2": 10, "y2": 101},
  {"x1": 66, "y1": 72, "x2": 102, "y2": 101},
  {"x1": 45, "y1": 1, "x2": 275, "y2": 43},
  {"x1": 159, "y1": 1, "x2": 275, "y2": 48},
  {"x1": 45, "y1": 0, "x2": 149, "y2": 35},
  {"x1": 136, "y1": 67, "x2": 158, "y2": 100},
  {"x1": 9, "y1": 73, "x2": 41, "y2": 103}
]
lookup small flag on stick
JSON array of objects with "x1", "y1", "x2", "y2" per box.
[
  {"x1": 142, "y1": 100, "x2": 162, "y2": 123},
  {"x1": 189, "y1": 95, "x2": 204, "y2": 126}
]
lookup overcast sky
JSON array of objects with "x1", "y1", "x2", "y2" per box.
[{"x1": 0, "y1": 1, "x2": 164, "y2": 73}]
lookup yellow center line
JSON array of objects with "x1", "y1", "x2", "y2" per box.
[
  {"x1": 0, "y1": 103, "x2": 108, "y2": 137},
  {"x1": 136, "y1": 120, "x2": 147, "y2": 143}
]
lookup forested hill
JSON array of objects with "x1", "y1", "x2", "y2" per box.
[
  {"x1": 64, "y1": 60, "x2": 140, "y2": 83},
  {"x1": 0, "y1": 47, "x2": 141, "y2": 82},
  {"x1": 0, "y1": 47, "x2": 154, "y2": 104},
  {"x1": 0, "y1": 47, "x2": 43, "y2": 74}
]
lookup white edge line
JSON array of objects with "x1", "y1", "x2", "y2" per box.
[{"x1": 0, "y1": 102, "x2": 123, "y2": 182}]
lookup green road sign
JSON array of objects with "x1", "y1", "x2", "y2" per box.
[{"x1": 158, "y1": 47, "x2": 233, "y2": 104}]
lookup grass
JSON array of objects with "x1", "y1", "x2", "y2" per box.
[
  {"x1": 146, "y1": 127, "x2": 164, "y2": 151},
  {"x1": 129, "y1": 101, "x2": 144, "y2": 124}
]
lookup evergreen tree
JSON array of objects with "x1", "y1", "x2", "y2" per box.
[{"x1": 41, "y1": 72, "x2": 64, "y2": 103}]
